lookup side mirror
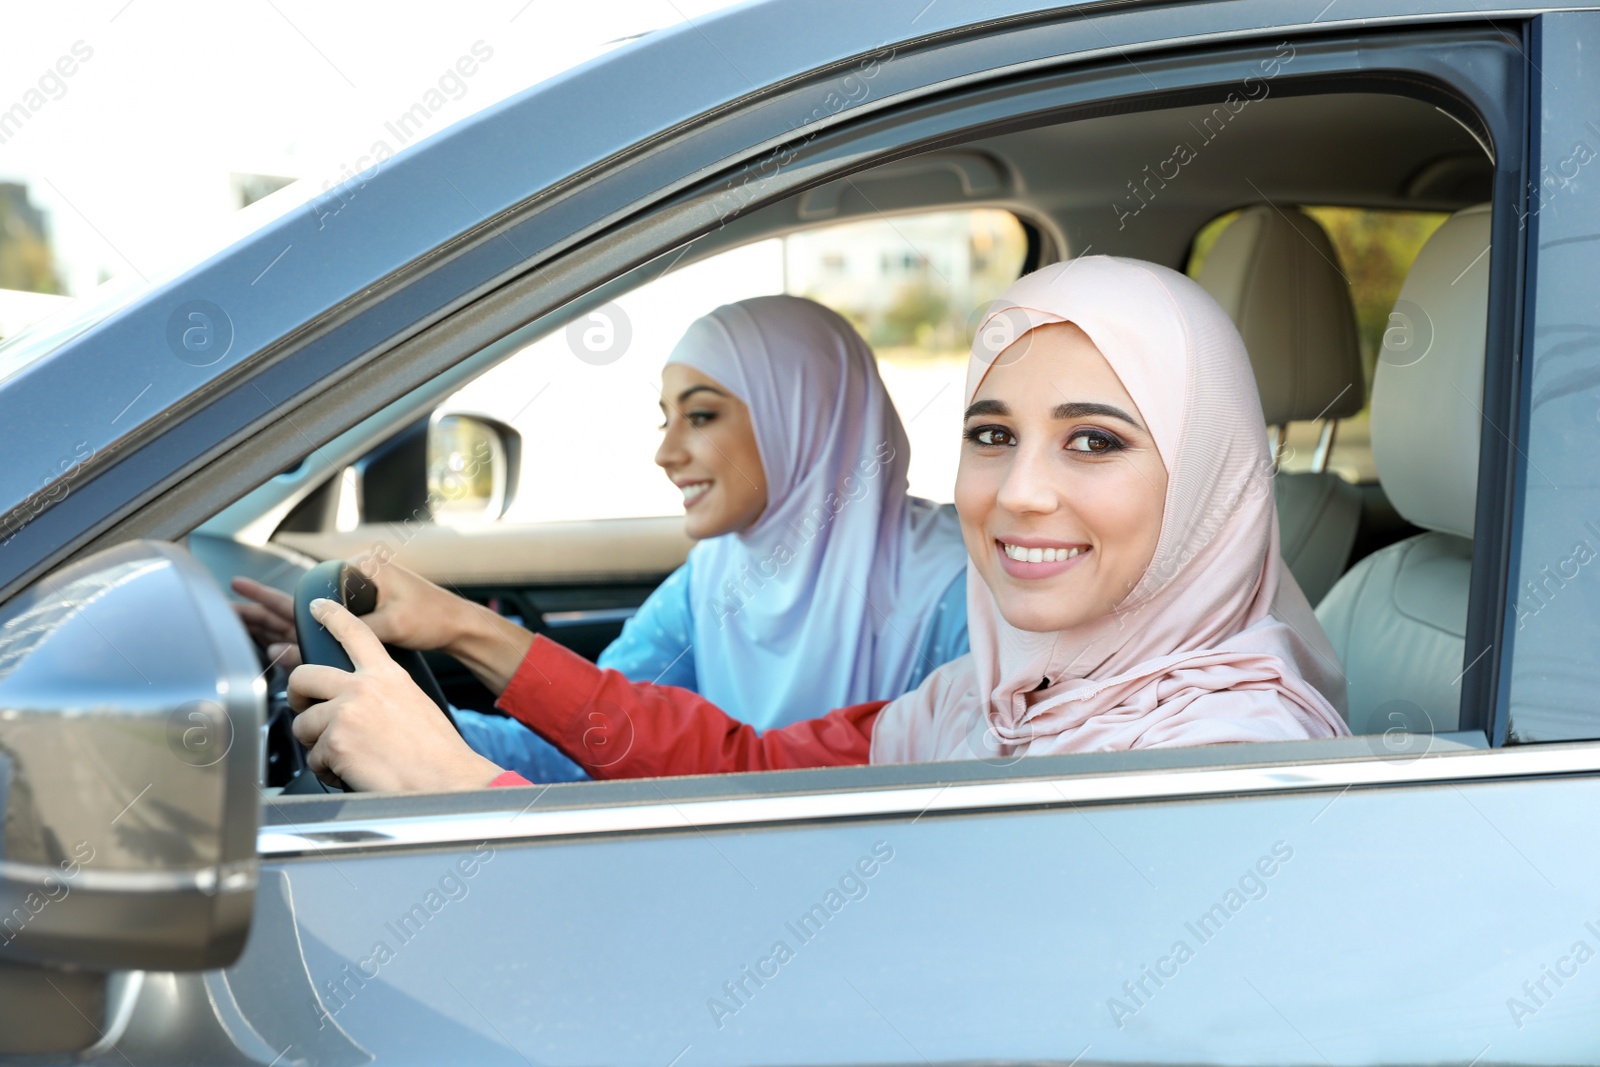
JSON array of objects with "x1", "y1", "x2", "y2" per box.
[
  {"x1": 426, "y1": 412, "x2": 519, "y2": 525},
  {"x1": 297, "y1": 413, "x2": 519, "y2": 532},
  {"x1": 0, "y1": 541, "x2": 261, "y2": 1055}
]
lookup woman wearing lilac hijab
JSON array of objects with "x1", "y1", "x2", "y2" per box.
[
  {"x1": 655, "y1": 295, "x2": 970, "y2": 721},
  {"x1": 242, "y1": 295, "x2": 969, "y2": 784},
  {"x1": 282, "y1": 259, "x2": 1348, "y2": 793}
]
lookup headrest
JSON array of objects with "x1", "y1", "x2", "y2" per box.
[
  {"x1": 1197, "y1": 205, "x2": 1364, "y2": 426},
  {"x1": 1370, "y1": 203, "x2": 1491, "y2": 540}
]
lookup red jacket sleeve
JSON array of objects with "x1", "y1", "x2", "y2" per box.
[{"x1": 489, "y1": 635, "x2": 881, "y2": 784}]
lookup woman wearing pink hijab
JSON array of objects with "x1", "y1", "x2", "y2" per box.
[{"x1": 287, "y1": 257, "x2": 1348, "y2": 791}]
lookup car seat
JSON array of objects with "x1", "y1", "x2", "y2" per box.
[
  {"x1": 1314, "y1": 203, "x2": 1491, "y2": 734},
  {"x1": 1197, "y1": 204, "x2": 1366, "y2": 605}
]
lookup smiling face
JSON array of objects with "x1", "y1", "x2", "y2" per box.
[
  {"x1": 655, "y1": 363, "x2": 769, "y2": 540},
  {"x1": 955, "y1": 322, "x2": 1169, "y2": 633}
]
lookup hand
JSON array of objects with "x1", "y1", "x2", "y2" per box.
[
  {"x1": 231, "y1": 577, "x2": 301, "y2": 669},
  {"x1": 337, "y1": 553, "x2": 470, "y2": 653},
  {"x1": 232, "y1": 556, "x2": 470, "y2": 670},
  {"x1": 288, "y1": 598, "x2": 504, "y2": 793}
]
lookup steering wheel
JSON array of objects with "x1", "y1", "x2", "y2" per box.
[{"x1": 281, "y1": 560, "x2": 459, "y2": 794}]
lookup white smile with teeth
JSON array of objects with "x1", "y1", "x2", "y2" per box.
[
  {"x1": 681, "y1": 482, "x2": 711, "y2": 505},
  {"x1": 1002, "y1": 543, "x2": 1084, "y2": 563}
]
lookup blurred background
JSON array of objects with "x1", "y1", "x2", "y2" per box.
[{"x1": 0, "y1": 2, "x2": 744, "y2": 301}]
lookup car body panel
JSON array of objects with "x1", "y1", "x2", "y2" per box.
[{"x1": 231, "y1": 766, "x2": 1600, "y2": 1065}]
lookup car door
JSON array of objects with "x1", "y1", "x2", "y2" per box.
[
  {"x1": 231, "y1": 13, "x2": 1582, "y2": 1066},
  {"x1": 7, "y1": 3, "x2": 1600, "y2": 1066}
]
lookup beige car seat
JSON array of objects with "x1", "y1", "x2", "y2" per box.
[
  {"x1": 1197, "y1": 205, "x2": 1365, "y2": 605},
  {"x1": 1314, "y1": 203, "x2": 1491, "y2": 734}
]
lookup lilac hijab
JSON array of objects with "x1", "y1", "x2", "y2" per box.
[{"x1": 669, "y1": 295, "x2": 968, "y2": 729}]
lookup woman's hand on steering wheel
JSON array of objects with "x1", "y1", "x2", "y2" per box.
[
  {"x1": 233, "y1": 554, "x2": 469, "y2": 669},
  {"x1": 331, "y1": 554, "x2": 469, "y2": 654},
  {"x1": 232, "y1": 577, "x2": 302, "y2": 668},
  {"x1": 288, "y1": 597, "x2": 502, "y2": 792}
]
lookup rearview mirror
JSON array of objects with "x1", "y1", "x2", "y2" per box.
[{"x1": 0, "y1": 541, "x2": 262, "y2": 1054}]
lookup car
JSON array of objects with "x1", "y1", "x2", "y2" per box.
[{"x1": 2, "y1": 0, "x2": 1599, "y2": 1062}]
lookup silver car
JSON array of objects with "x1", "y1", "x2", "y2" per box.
[{"x1": 2, "y1": 0, "x2": 1598, "y2": 1063}]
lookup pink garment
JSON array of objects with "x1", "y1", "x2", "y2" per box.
[{"x1": 871, "y1": 257, "x2": 1350, "y2": 764}]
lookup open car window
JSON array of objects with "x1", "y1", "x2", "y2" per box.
[{"x1": 250, "y1": 35, "x2": 1529, "y2": 819}]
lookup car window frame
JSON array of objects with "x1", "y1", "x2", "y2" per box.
[
  {"x1": 259, "y1": 734, "x2": 1600, "y2": 861},
  {"x1": 1499, "y1": 11, "x2": 1600, "y2": 746},
  {"x1": 231, "y1": 19, "x2": 1546, "y2": 840}
]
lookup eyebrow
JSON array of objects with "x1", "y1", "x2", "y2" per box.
[
  {"x1": 659, "y1": 384, "x2": 729, "y2": 410},
  {"x1": 963, "y1": 398, "x2": 1145, "y2": 431}
]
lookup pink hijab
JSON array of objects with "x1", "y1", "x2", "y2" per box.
[{"x1": 871, "y1": 257, "x2": 1349, "y2": 764}]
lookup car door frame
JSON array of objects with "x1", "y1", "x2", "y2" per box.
[{"x1": 201, "y1": 10, "x2": 1541, "y2": 792}]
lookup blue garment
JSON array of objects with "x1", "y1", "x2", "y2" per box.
[
  {"x1": 455, "y1": 706, "x2": 590, "y2": 783},
  {"x1": 455, "y1": 558, "x2": 969, "y2": 781}
]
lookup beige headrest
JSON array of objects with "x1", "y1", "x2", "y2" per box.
[
  {"x1": 1370, "y1": 204, "x2": 1491, "y2": 540},
  {"x1": 1197, "y1": 206, "x2": 1365, "y2": 426}
]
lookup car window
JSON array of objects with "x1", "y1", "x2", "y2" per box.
[
  {"x1": 434, "y1": 209, "x2": 1027, "y2": 524},
  {"x1": 1187, "y1": 206, "x2": 1448, "y2": 483},
  {"x1": 249, "y1": 65, "x2": 1513, "y2": 798}
]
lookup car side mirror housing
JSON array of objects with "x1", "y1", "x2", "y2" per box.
[
  {"x1": 427, "y1": 412, "x2": 519, "y2": 525},
  {"x1": 0, "y1": 541, "x2": 262, "y2": 1053},
  {"x1": 333, "y1": 412, "x2": 518, "y2": 530}
]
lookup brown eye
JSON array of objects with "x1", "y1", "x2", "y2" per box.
[
  {"x1": 1067, "y1": 430, "x2": 1121, "y2": 453},
  {"x1": 965, "y1": 425, "x2": 1014, "y2": 447}
]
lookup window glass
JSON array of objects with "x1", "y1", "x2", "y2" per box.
[
  {"x1": 1187, "y1": 206, "x2": 1447, "y2": 482},
  {"x1": 438, "y1": 210, "x2": 1027, "y2": 524}
]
